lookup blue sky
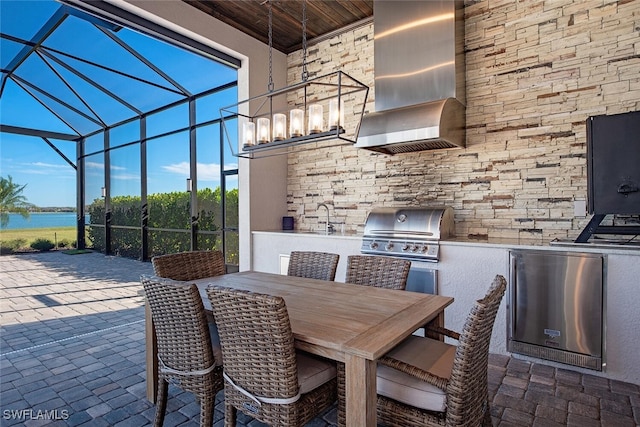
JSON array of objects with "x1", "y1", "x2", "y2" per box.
[
  {"x1": 0, "y1": 134, "x2": 77, "y2": 207},
  {"x1": 0, "y1": 0, "x2": 237, "y2": 208}
]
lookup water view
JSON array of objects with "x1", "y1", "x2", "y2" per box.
[{"x1": 1, "y1": 212, "x2": 78, "y2": 230}]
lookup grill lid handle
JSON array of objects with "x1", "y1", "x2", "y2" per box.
[{"x1": 365, "y1": 230, "x2": 435, "y2": 237}]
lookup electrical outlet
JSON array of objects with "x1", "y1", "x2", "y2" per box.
[{"x1": 574, "y1": 200, "x2": 587, "y2": 217}]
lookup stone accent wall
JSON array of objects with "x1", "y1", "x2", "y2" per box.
[{"x1": 286, "y1": 0, "x2": 640, "y2": 242}]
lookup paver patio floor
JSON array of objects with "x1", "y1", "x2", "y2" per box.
[{"x1": 1, "y1": 252, "x2": 638, "y2": 426}]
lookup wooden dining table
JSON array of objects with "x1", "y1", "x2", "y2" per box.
[{"x1": 145, "y1": 271, "x2": 453, "y2": 427}]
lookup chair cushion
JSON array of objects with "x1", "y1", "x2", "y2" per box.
[
  {"x1": 377, "y1": 335, "x2": 456, "y2": 412},
  {"x1": 296, "y1": 352, "x2": 337, "y2": 394}
]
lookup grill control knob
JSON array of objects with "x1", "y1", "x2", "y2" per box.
[
  {"x1": 411, "y1": 245, "x2": 419, "y2": 252},
  {"x1": 369, "y1": 241, "x2": 379, "y2": 250},
  {"x1": 385, "y1": 242, "x2": 394, "y2": 251},
  {"x1": 401, "y1": 243, "x2": 410, "y2": 251}
]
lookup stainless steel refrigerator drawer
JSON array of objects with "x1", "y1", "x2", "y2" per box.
[{"x1": 508, "y1": 250, "x2": 606, "y2": 370}]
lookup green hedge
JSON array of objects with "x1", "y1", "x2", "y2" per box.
[{"x1": 87, "y1": 187, "x2": 238, "y2": 262}]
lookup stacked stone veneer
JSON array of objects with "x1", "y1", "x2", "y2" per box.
[{"x1": 285, "y1": 0, "x2": 640, "y2": 242}]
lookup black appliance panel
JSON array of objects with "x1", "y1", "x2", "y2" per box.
[{"x1": 587, "y1": 110, "x2": 640, "y2": 215}]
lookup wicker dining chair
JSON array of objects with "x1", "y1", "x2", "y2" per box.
[
  {"x1": 142, "y1": 275, "x2": 224, "y2": 427},
  {"x1": 336, "y1": 254, "x2": 413, "y2": 425},
  {"x1": 150, "y1": 249, "x2": 226, "y2": 367},
  {"x1": 151, "y1": 250, "x2": 226, "y2": 281},
  {"x1": 373, "y1": 274, "x2": 507, "y2": 427},
  {"x1": 205, "y1": 285, "x2": 338, "y2": 427},
  {"x1": 287, "y1": 251, "x2": 340, "y2": 281},
  {"x1": 345, "y1": 255, "x2": 411, "y2": 290}
]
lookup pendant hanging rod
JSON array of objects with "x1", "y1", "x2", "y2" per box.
[
  {"x1": 301, "y1": 0, "x2": 308, "y2": 82},
  {"x1": 267, "y1": 0, "x2": 274, "y2": 91}
]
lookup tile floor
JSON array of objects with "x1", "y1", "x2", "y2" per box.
[{"x1": 0, "y1": 251, "x2": 638, "y2": 426}]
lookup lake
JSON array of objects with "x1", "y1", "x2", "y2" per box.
[{"x1": 1, "y1": 212, "x2": 79, "y2": 230}]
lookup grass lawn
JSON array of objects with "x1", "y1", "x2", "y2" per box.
[{"x1": 1, "y1": 227, "x2": 78, "y2": 250}]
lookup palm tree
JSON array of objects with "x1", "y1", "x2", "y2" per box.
[{"x1": 0, "y1": 175, "x2": 31, "y2": 228}]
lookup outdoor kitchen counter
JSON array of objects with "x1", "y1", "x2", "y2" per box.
[
  {"x1": 252, "y1": 229, "x2": 640, "y2": 386},
  {"x1": 252, "y1": 230, "x2": 363, "y2": 281},
  {"x1": 254, "y1": 229, "x2": 363, "y2": 238},
  {"x1": 442, "y1": 236, "x2": 640, "y2": 256},
  {"x1": 253, "y1": 230, "x2": 640, "y2": 255}
]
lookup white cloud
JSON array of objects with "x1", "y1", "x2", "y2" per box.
[
  {"x1": 84, "y1": 162, "x2": 125, "y2": 171},
  {"x1": 27, "y1": 162, "x2": 70, "y2": 169},
  {"x1": 112, "y1": 173, "x2": 141, "y2": 181},
  {"x1": 85, "y1": 161, "x2": 104, "y2": 170},
  {"x1": 197, "y1": 162, "x2": 222, "y2": 182},
  {"x1": 161, "y1": 162, "x2": 223, "y2": 183},
  {"x1": 17, "y1": 161, "x2": 74, "y2": 175},
  {"x1": 162, "y1": 161, "x2": 190, "y2": 177}
]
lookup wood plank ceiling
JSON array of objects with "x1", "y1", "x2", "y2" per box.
[{"x1": 182, "y1": 0, "x2": 373, "y2": 54}]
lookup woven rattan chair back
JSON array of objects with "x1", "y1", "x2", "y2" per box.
[
  {"x1": 444, "y1": 274, "x2": 506, "y2": 426},
  {"x1": 345, "y1": 255, "x2": 411, "y2": 290},
  {"x1": 151, "y1": 250, "x2": 225, "y2": 281},
  {"x1": 287, "y1": 251, "x2": 340, "y2": 281},
  {"x1": 142, "y1": 275, "x2": 223, "y2": 427},
  {"x1": 372, "y1": 274, "x2": 507, "y2": 427},
  {"x1": 206, "y1": 285, "x2": 337, "y2": 427}
]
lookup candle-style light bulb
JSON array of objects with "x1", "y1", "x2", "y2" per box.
[
  {"x1": 308, "y1": 104, "x2": 323, "y2": 134},
  {"x1": 329, "y1": 98, "x2": 345, "y2": 131},
  {"x1": 257, "y1": 117, "x2": 270, "y2": 144},
  {"x1": 273, "y1": 113, "x2": 286, "y2": 141},
  {"x1": 242, "y1": 121, "x2": 255, "y2": 149},
  {"x1": 290, "y1": 109, "x2": 304, "y2": 137}
]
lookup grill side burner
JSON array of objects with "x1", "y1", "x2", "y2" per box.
[{"x1": 361, "y1": 207, "x2": 454, "y2": 262}]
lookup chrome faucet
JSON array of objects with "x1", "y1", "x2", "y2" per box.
[{"x1": 317, "y1": 203, "x2": 335, "y2": 234}]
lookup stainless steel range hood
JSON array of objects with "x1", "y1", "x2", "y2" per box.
[{"x1": 355, "y1": 0, "x2": 466, "y2": 155}]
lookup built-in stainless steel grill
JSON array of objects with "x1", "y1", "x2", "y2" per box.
[{"x1": 361, "y1": 207, "x2": 455, "y2": 262}]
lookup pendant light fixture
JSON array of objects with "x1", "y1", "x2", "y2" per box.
[{"x1": 220, "y1": 0, "x2": 369, "y2": 159}]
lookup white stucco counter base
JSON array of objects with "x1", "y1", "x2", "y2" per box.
[
  {"x1": 251, "y1": 231, "x2": 361, "y2": 281},
  {"x1": 252, "y1": 230, "x2": 640, "y2": 385}
]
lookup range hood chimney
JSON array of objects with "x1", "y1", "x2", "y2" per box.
[{"x1": 355, "y1": 0, "x2": 466, "y2": 155}]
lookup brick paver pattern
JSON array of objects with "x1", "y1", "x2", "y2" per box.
[{"x1": 1, "y1": 252, "x2": 638, "y2": 426}]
